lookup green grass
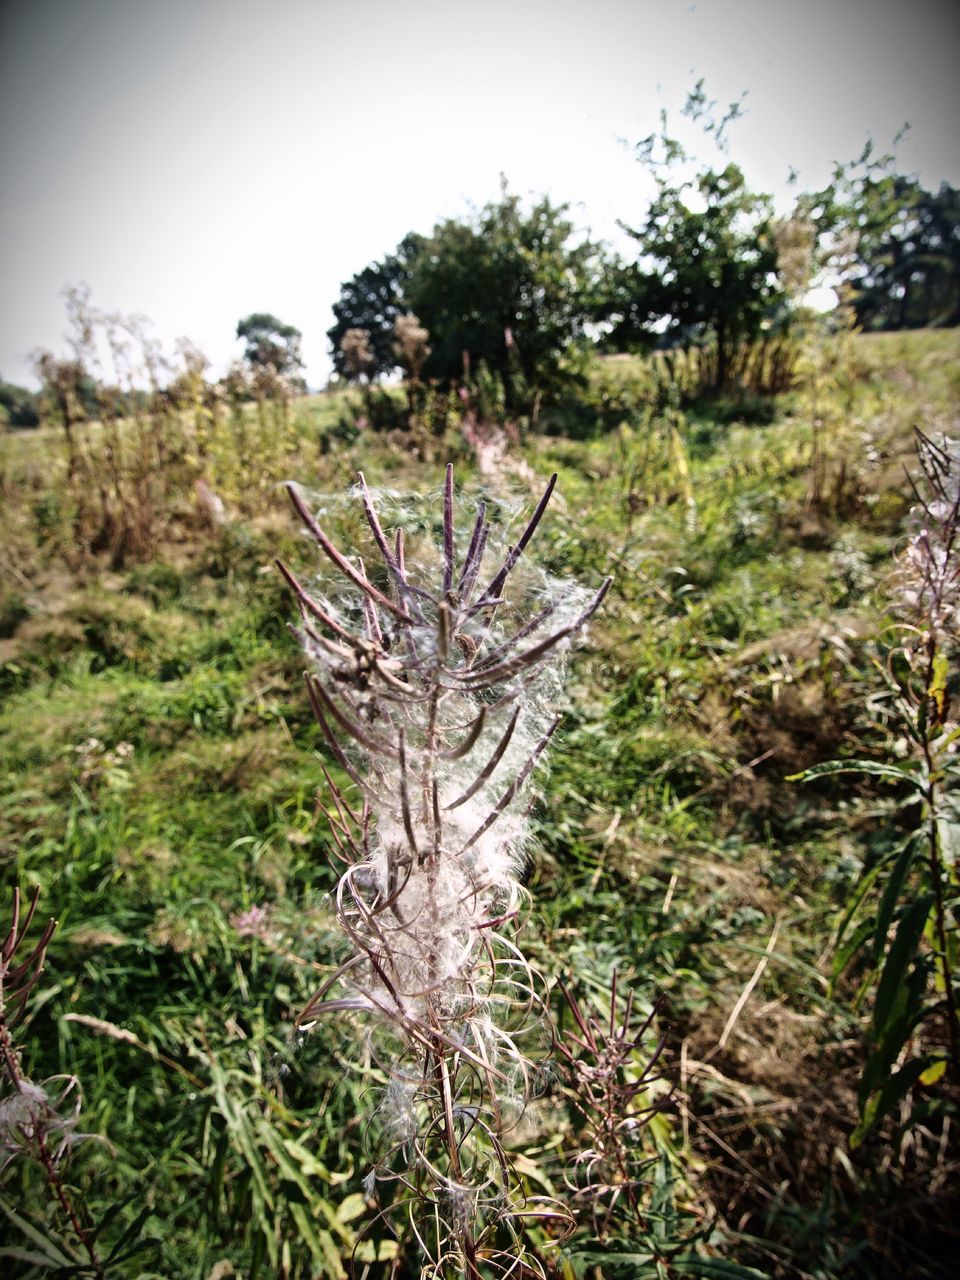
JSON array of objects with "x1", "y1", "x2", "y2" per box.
[{"x1": 1, "y1": 329, "x2": 958, "y2": 1278}]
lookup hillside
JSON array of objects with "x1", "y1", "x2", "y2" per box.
[{"x1": 1, "y1": 328, "x2": 958, "y2": 1279}]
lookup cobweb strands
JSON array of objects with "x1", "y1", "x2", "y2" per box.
[{"x1": 279, "y1": 466, "x2": 609, "y2": 1276}]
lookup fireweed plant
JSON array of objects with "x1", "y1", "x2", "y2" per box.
[
  {"x1": 278, "y1": 466, "x2": 610, "y2": 1277},
  {"x1": 796, "y1": 430, "x2": 959, "y2": 1143},
  {"x1": 0, "y1": 889, "x2": 98, "y2": 1271},
  {"x1": 555, "y1": 975, "x2": 667, "y2": 1239},
  {"x1": 1, "y1": 891, "x2": 128, "y2": 1276}
]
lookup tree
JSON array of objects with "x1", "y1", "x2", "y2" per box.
[
  {"x1": 609, "y1": 85, "x2": 784, "y2": 391},
  {"x1": 328, "y1": 194, "x2": 604, "y2": 412},
  {"x1": 235, "y1": 313, "x2": 305, "y2": 385},
  {"x1": 327, "y1": 234, "x2": 425, "y2": 382},
  {"x1": 410, "y1": 193, "x2": 602, "y2": 410},
  {"x1": 0, "y1": 378, "x2": 40, "y2": 427},
  {"x1": 805, "y1": 148, "x2": 960, "y2": 330},
  {"x1": 890, "y1": 182, "x2": 960, "y2": 328}
]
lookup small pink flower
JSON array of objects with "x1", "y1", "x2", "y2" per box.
[{"x1": 229, "y1": 905, "x2": 272, "y2": 940}]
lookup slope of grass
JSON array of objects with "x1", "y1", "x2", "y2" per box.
[{"x1": 1, "y1": 328, "x2": 958, "y2": 1277}]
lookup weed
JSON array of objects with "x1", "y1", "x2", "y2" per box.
[{"x1": 281, "y1": 467, "x2": 608, "y2": 1276}]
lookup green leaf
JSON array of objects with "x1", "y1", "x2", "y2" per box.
[
  {"x1": 833, "y1": 917, "x2": 875, "y2": 985},
  {"x1": 789, "y1": 759, "x2": 917, "y2": 785},
  {"x1": 101, "y1": 1205, "x2": 156, "y2": 1264},
  {"x1": 335, "y1": 1193, "x2": 370, "y2": 1225},
  {"x1": 834, "y1": 858, "x2": 888, "y2": 951},
  {"x1": 872, "y1": 894, "x2": 933, "y2": 1041},
  {"x1": 852, "y1": 1057, "x2": 933, "y2": 1148},
  {"x1": 353, "y1": 1238, "x2": 399, "y2": 1263},
  {"x1": 0, "y1": 1197, "x2": 79, "y2": 1268},
  {"x1": 255, "y1": 1121, "x2": 312, "y2": 1198},
  {"x1": 567, "y1": 1251, "x2": 656, "y2": 1277},
  {"x1": 919, "y1": 1058, "x2": 948, "y2": 1086},
  {"x1": 287, "y1": 1202, "x2": 346, "y2": 1279},
  {"x1": 726, "y1": 939, "x2": 829, "y2": 989},
  {"x1": 0, "y1": 1244, "x2": 69, "y2": 1267},
  {"x1": 872, "y1": 836, "x2": 921, "y2": 962},
  {"x1": 928, "y1": 652, "x2": 949, "y2": 719},
  {"x1": 861, "y1": 955, "x2": 930, "y2": 1107},
  {"x1": 669, "y1": 1257, "x2": 770, "y2": 1279},
  {"x1": 937, "y1": 819, "x2": 960, "y2": 870}
]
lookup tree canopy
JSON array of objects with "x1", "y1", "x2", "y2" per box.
[
  {"x1": 328, "y1": 194, "x2": 604, "y2": 411},
  {"x1": 0, "y1": 377, "x2": 40, "y2": 427},
  {"x1": 327, "y1": 234, "x2": 425, "y2": 383},
  {"x1": 236, "y1": 313, "x2": 305, "y2": 379},
  {"x1": 804, "y1": 147, "x2": 960, "y2": 330},
  {"x1": 326, "y1": 90, "x2": 958, "y2": 411},
  {"x1": 605, "y1": 87, "x2": 784, "y2": 390}
]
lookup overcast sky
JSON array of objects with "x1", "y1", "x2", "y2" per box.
[{"x1": 1, "y1": 0, "x2": 958, "y2": 389}]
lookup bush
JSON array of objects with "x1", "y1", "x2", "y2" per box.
[{"x1": 0, "y1": 378, "x2": 40, "y2": 427}]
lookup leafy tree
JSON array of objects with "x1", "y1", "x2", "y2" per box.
[
  {"x1": 328, "y1": 195, "x2": 604, "y2": 413},
  {"x1": 408, "y1": 193, "x2": 602, "y2": 411},
  {"x1": 235, "y1": 313, "x2": 305, "y2": 384},
  {"x1": 0, "y1": 378, "x2": 40, "y2": 427},
  {"x1": 327, "y1": 234, "x2": 425, "y2": 381},
  {"x1": 805, "y1": 148, "x2": 960, "y2": 330},
  {"x1": 892, "y1": 183, "x2": 960, "y2": 328},
  {"x1": 609, "y1": 85, "x2": 784, "y2": 391}
]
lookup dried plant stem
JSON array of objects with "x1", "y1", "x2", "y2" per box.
[
  {"x1": 718, "y1": 913, "x2": 783, "y2": 1051},
  {"x1": 282, "y1": 466, "x2": 606, "y2": 1274},
  {"x1": 0, "y1": 1013, "x2": 22, "y2": 1088},
  {"x1": 557, "y1": 976, "x2": 668, "y2": 1236},
  {"x1": 435, "y1": 1050, "x2": 481, "y2": 1280},
  {"x1": 35, "y1": 1128, "x2": 106, "y2": 1280},
  {"x1": 919, "y1": 654, "x2": 960, "y2": 1081},
  {"x1": 1, "y1": 888, "x2": 105, "y2": 1278}
]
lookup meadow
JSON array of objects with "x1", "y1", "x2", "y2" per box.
[{"x1": 1, "y1": 326, "x2": 958, "y2": 1278}]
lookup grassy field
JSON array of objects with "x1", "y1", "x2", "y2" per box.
[{"x1": 1, "y1": 329, "x2": 958, "y2": 1278}]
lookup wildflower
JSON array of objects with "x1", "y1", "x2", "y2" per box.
[
  {"x1": 229, "y1": 904, "x2": 273, "y2": 940},
  {"x1": 280, "y1": 466, "x2": 608, "y2": 1272}
]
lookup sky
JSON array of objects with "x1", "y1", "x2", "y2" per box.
[{"x1": 1, "y1": 0, "x2": 958, "y2": 389}]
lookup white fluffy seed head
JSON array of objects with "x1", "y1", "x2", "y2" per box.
[
  {"x1": 291, "y1": 477, "x2": 601, "y2": 1022},
  {"x1": 283, "y1": 470, "x2": 606, "y2": 1261},
  {"x1": 286, "y1": 471, "x2": 605, "y2": 1242}
]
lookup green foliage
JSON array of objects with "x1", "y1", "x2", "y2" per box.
[
  {"x1": 327, "y1": 232, "x2": 426, "y2": 381},
  {"x1": 1, "y1": 328, "x2": 958, "y2": 1277},
  {"x1": 0, "y1": 378, "x2": 40, "y2": 428},
  {"x1": 565, "y1": 1154, "x2": 768, "y2": 1279},
  {"x1": 609, "y1": 86, "x2": 785, "y2": 390},
  {"x1": 793, "y1": 432, "x2": 960, "y2": 1143},
  {"x1": 328, "y1": 191, "x2": 605, "y2": 413},
  {"x1": 235, "y1": 312, "x2": 305, "y2": 378},
  {"x1": 805, "y1": 144, "x2": 960, "y2": 331},
  {"x1": 406, "y1": 190, "x2": 603, "y2": 410}
]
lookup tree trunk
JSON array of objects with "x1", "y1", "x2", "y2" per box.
[{"x1": 716, "y1": 314, "x2": 729, "y2": 393}]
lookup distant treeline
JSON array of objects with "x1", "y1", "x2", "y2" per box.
[
  {"x1": 7, "y1": 88, "x2": 958, "y2": 430},
  {"x1": 322, "y1": 91, "x2": 958, "y2": 414},
  {"x1": 327, "y1": 147, "x2": 960, "y2": 414}
]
